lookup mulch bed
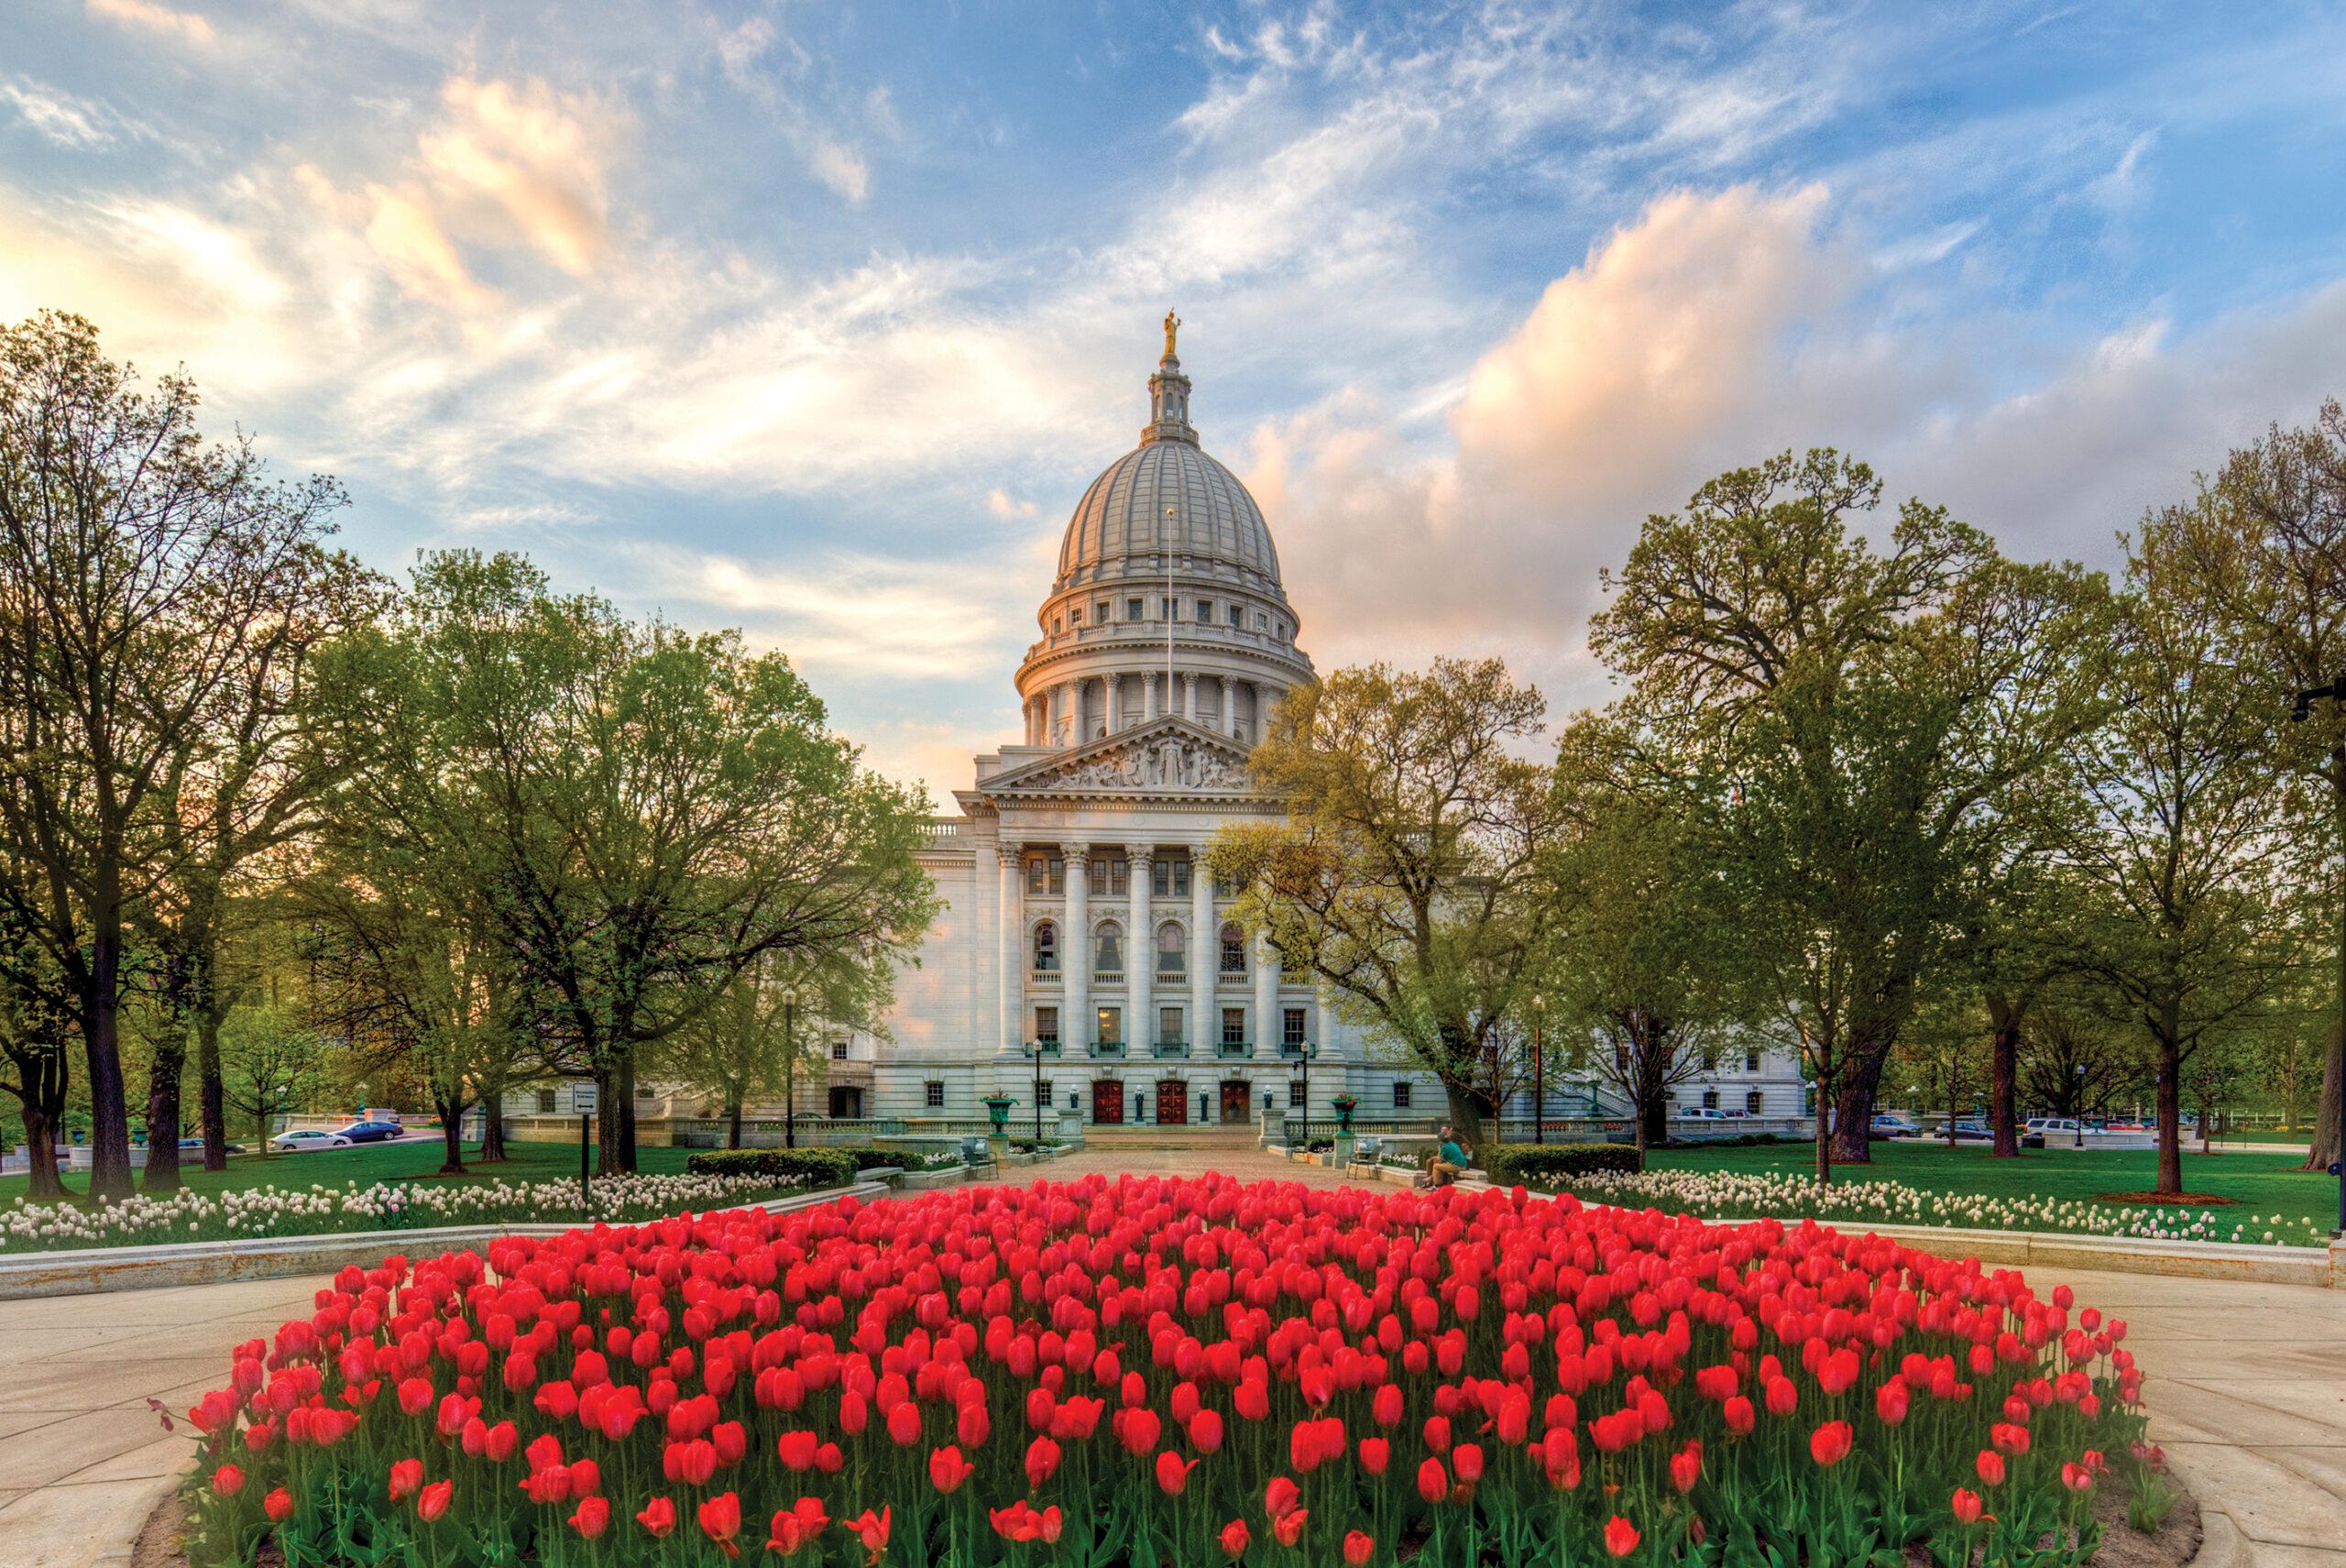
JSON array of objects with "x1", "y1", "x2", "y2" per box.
[{"x1": 2093, "y1": 1192, "x2": 2236, "y2": 1208}]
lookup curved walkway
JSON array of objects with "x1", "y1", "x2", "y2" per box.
[{"x1": 0, "y1": 1142, "x2": 2338, "y2": 1566}]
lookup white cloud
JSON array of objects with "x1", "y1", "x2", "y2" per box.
[
  {"x1": 986, "y1": 488, "x2": 1038, "y2": 520},
  {"x1": 86, "y1": 0, "x2": 215, "y2": 45},
  {"x1": 807, "y1": 139, "x2": 869, "y2": 203},
  {"x1": 1, "y1": 78, "x2": 121, "y2": 148}
]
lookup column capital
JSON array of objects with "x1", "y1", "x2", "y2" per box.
[
  {"x1": 1000, "y1": 839, "x2": 1025, "y2": 859},
  {"x1": 1124, "y1": 842, "x2": 1153, "y2": 862}
]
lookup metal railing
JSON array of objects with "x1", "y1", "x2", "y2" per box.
[
  {"x1": 1088, "y1": 1040, "x2": 1127, "y2": 1059},
  {"x1": 1277, "y1": 1041, "x2": 1313, "y2": 1058},
  {"x1": 1215, "y1": 1040, "x2": 1254, "y2": 1059},
  {"x1": 1028, "y1": 969, "x2": 1060, "y2": 986},
  {"x1": 1025, "y1": 1039, "x2": 1063, "y2": 1058},
  {"x1": 1152, "y1": 1039, "x2": 1189, "y2": 1058}
]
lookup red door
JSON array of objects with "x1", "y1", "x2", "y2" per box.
[
  {"x1": 1091, "y1": 1080, "x2": 1124, "y2": 1124},
  {"x1": 1219, "y1": 1081, "x2": 1251, "y2": 1124},
  {"x1": 1157, "y1": 1081, "x2": 1189, "y2": 1124}
]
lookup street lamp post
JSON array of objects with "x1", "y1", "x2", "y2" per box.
[
  {"x1": 2289, "y1": 669, "x2": 2346, "y2": 1235},
  {"x1": 2075, "y1": 1064, "x2": 2086, "y2": 1149},
  {"x1": 1530, "y1": 993, "x2": 1547, "y2": 1146},
  {"x1": 1291, "y1": 1041, "x2": 1320, "y2": 1147}
]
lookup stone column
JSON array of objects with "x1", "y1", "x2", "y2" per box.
[
  {"x1": 1105, "y1": 673, "x2": 1122, "y2": 734},
  {"x1": 1142, "y1": 671, "x2": 1159, "y2": 724},
  {"x1": 1189, "y1": 854, "x2": 1212, "y2": 1067},
  {"x1": 1183, "y1": 671, "x2": 1199, "y2": 722},
  {"x1": 999, "y1": 841, "x2": 1025, "y2": 1058},
  {"x1": 1066, "y1": 842, "x2": 1091, "y2": 1056},
  {"x1": 1253, "y1": 928, "x2": 1277, "y2": 1058},
  {"x1": 1220, "y1": 675, "x2": 1235, "y2": 738},
  {"x1": 976, "y1": 836, "x2": 1002, "y2": 1057},
  {"x1": 1126, "y1": 845, "x2": 1151, "y2": 1053}
]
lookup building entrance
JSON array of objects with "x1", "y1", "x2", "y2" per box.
[
  {"x1": 1091, "y1": 1080, "x2": 1124, "y2": 1124},
  {"x1": 1219, "y1": 1080, "x2": 1251, "y2": 1124},
  {"x1": 1156, "y1": 1081, "x2": 1189, "y2": 1124}
]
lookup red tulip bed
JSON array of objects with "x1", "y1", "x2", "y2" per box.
[{"x1": 176, "y1": 1175, "x2": 2161, "y2": 1567}]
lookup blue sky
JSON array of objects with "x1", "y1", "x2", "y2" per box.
[{"x1": 4, "y1": 0, "x2": 2344, "y2": 798}]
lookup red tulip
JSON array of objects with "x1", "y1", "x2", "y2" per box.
[
  {"x1": 1951, "y1": 1487, "x2": 1983, "y2": 1524},
  {"x1": 1669, "y1": 1441, "x2": 1702, "y2": 1495},
  {"x1": 1220, "y1": 1519, "x2": 1251, "y2": 1558},
  {"x1": 1190, "y1": 1408, "x2": 1225, "y2": 1453},
  {"x1": 1417, "y1": 1457, "x2": 1448, "y2": 1504},
  {"x1": 1273, "y1": 1509, "x2": 1310, "y2": 1549},
  {"x1": 1978, "y1": 1450, "x2": 2007, "y2": 1486},
  {"x1": 570, "y1": 1497, "x2": 610, "y2": 1540},
  {"x1": 1157, "y1": 1451, "x2": 1200, "y2": 1495},
  {"x1": 637, "y1": 1497, "x2": 677, "y2": 1538},
  {"x1": 1359, "y1": 1436, "x2": 1390, "y2": 1475},
  {"x1": 1453, "y1": 1443, "x2": 1485, "y2": 1486},
  {"x1": 417, "y1": 1481, "x2": 453, "y2": 1523},
  {"x1": 927, "y1": 1444, "x2": 975, "y2": 1494},
  {"x1": 1809, "y1": 1420, "x2": 1852, "y2": 1468},
  {"x1": 1266, "y1": 1476, "x2": 1301, "y2": 1522},
  {"x1": 387, "y1": 1459, "x2": 422, "y2": 1503},
  {"x1": 263, "y1": 1487, "x2": 293, "y2": 1524},
  {"x1": 213, "y1": 1464, "x2": 247, "y2": 1497},
  {"x1": 845, "y1": 1506, "x2": 891, "y2": 1567},
  {"x1": 2061, "y1": 1463, "x2": 2095, "y2": 1494},
  {"x1": 766, "y1": 1497, "x2": 830, "y2": 1556},
  {"x1": 698, "y1": 1492, "x2": 743, "y2": 1560},
  {"x1": 1343, "y1": 1529, "x2": 1376, "y2": 1565},
  {"x1": 1604, "y1": 1515, "x2": 1639, "y2": 1558}
]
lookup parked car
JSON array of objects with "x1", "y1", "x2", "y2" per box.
[
  {"x1": 1674, "y1": 1106, "x2": 1732, "y2": 1121},
  {"x1": 175, "y1": 1136, "x2": 246, "y2": 1154},
  {"x1": 1947, "y1": 1118, "x2": 1994, "y2": 1142},
  {"x1": 333, "y1": 1119, "x2": 406, "y2": 1144},
  {"x1": 270, "y1": 1128, "x2": 353, "y2": 1151},
  {"x1": 1869, "y1": 1113, "x2": 1923, "y2": 1138},
  {"x1": 2025, "y1": 1117, "x2": 2087, "y2": 1138}
]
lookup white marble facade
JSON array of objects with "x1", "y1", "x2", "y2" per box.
[{"x1": 854, "y1": 329, "x2": 1442, "y2": 1130}]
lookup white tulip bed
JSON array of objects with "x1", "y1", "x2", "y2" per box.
[
  {"x1": 1554, "y1": 1166, "x2": 2329, "y2": 1248},
  {"x1": 0, "y1": 1169, "x2": 810, "y2": 1255}
]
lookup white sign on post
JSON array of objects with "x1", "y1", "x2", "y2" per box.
[{"x1": 572, "y1": 1081, "x2": 599, "y2": 1116}]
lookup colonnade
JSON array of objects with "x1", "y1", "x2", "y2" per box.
[{"x1": 1021, "y1": 671, "x2": 1266, "y2": 747}]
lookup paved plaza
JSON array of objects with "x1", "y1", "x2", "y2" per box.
[{"x1": 0, "y1": 1141, "x2": 2338, "y2": 1566}]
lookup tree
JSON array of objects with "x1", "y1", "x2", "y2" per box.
[
  {"x1": 1892, "y1": 993, "x2": 1988, "y2": 1148},
  {"x1": 0, "y1": 892, "x2": 72, "y2": 1198},
  {"x1": 0, "y1": 312, "x2": 350, "y2": 1200},
  {"x1": 216, "y1": 999, "x2": 331, "y2": 1155},
  {"x1": 1540, "y1": 710, "x2": 1745, "y2": 1151},
  {"x1": 316, "y1": 553, "x2": 937, "y2": 1172},
  {"x1": 1591, "y1": 449, "x2": 2113, "y2": 1165},
  {"x1": 1209, "y1": 658, "x2": 1563, "y2": 1145},
  {"x1": 2059, "y1": 567, "x2": 2305, "y2": 1194},
  {"x1": 659, "y1": 948, "x2": 882, "y2": 1148},
  {"x1": 2147, "y1": 403, "x2": 2346, "y2": 1173},
  {"x1": 2016, "y1": 996, "x2": 2144, "y2": 1122}
]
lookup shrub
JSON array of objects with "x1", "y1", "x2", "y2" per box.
[
  {"x1": 1481, "y1": 1141, "x2": 1644, "y2": 1186},
  {"x1": 680, "y1": 1147, "x2": 856, "y2": 1187}
]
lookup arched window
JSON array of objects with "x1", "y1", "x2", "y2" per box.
[
  {"x1": 1156, "y1": 921, "x2": 1186, "y2": 976},
  {"x1": 1093, "y1": 920, "x2": 1124, "y2": 975},
  {"x1": 1219, "y1": 922, "x2": 1246, "y2": 975},
  {"x1": 1033, "y1": 920, "x2": 1058, "y2": 972}
]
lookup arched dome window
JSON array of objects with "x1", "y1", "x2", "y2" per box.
[
  {"x1": 1156, "y1": 921, "x2": 1186, "y2": 977},
  {"x1": 1033, "y1": 920, "x2": 1058, "y2": 973},
  {"x1": 1219, "y1": 922, "x2": 1247, "y2": 975},
  {"x1": 1093, "y1": 920, "x2": 1124, "y2": 976}
]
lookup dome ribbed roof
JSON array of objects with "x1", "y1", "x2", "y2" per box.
[{"x1": 1053, "y1": 439, "x2": 1283, "y2": 595}]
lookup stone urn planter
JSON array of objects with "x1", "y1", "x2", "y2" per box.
[{"x1": 1331, "y1": 1094, "x2": 1359, "y2": 1132}]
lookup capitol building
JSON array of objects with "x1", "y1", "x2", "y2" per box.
[{"x1": 836, "y1": 323, "x2": 1445, "y2": 1134}]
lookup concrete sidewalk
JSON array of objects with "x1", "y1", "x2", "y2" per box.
[{"x1": 0, "y1": 1273, "x2": 329, "y2": 1568}]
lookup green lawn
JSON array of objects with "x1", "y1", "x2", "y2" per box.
[
  {"x1": 1625, "y1": 1137, "x2": 2338, "y2": 1245},
  {"x1": 0, "y1": 1135, "x2": 700, "y2": 1202}
]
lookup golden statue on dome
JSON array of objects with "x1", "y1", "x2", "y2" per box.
[{"x1": 1163, "y1": 308, "x2": 1180, "y2": 359}]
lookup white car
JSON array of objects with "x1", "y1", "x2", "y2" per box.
[
  {"x1": 1674, "y1": 1106, "x2": 1732, "y2": 1121},
  {"x1": 270, "y1": 1128, "x2": 353, "y2": 1152},
  {"x1": 2025, "y1": 1118, "x2": 2088, "y2": 1138}
]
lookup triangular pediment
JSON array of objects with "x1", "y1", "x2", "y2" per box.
[{"x1": 984, "y1": 717, "x2": 1257, "y2": 797}]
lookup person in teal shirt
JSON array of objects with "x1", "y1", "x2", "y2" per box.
[{"x1": 1429, "y1": 1125, "x2": 1469, "y2": 1186}]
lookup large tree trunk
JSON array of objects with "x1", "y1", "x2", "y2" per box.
[
  {"x1": 481, "y1": 1100, "x2": 508, "y2": 1162},
  {"x1": 138, "y1": 1036, "x2": 186, "y2": 1194},
  {"x1": 1828, "y1": 1051, "x2": 1884, "y2": 1164},
  {"x1": 1812, "y1": 1071, "x2": 1834, "y2": 1188},
  {"x1": 726, "y1": 1090, "x2": 743, "y2": 1150},
  {"x1": 1443, "y1": 1082, "x2": 1486, "y2": 1149},
  {"x1": 2154, "y1": 1038, "x2": 2183, "y2": 1196},
  {"x1": 82, "y1": 889, "x2": 135, "y2": 1202},
  {"x1": 594, "y1": 1061, "x2": 620, "y2": 1174},
  {"x1": 2304, "y1": 1021, "x2": 2341, "y2": 1171},
  {"x1": 197, "y1": 1007, "x2": 229, "y2": 1173},
  {"x1": 618, "y1": 1051, "x2": 639, "y2": 1170},
  {"x1": 1636, "y1": 1088, "x2": 1665, "y2": 1151},
  {"x1": 1986, "y1": 992, "x2": 2023, "y2": 1158},
  {"x1": 436, "y1": 1092, "x2": 467, "y2": 1174},
  {"x1": 15, "y1": 1045, "x2": 69, "y2": 1201}
]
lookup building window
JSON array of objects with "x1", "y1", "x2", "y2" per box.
[
  {"x1": 1227, "y1": 603, "x2": 1242, "y2": 627},
  {"x1": 1746, "y1": 1090, "x2": 1764, "y2": 1114},
  {"x1": 1092, "y1": 920, "x2": 1124, "y2": 976},
  {"x1": 1095, "y1": 600, "x2": 1109, "y2": 624},
  {"x1": 1162, "y1": 596, "x2": 1173, "y2": 619},
  {"x1": 535, "y1": 1087, "x2": 557, "y2": 1114},
  {"x1": 1037, "y1": 1080, "x2": 1054, "y2": 1105},
  {"x1": 1702, "y1": 1089, "x2": 1719, "y2": 1109},
  {"x1": 1127, "y1": 597, "x2": 1144, "y2": 620},
  {"x1": 1159, "y1": 1006, "x2": 1182, "y2": 1046},
  {"x1": 925, "y1": 1081, "x2": 945, "y2": 1108},
  {"x1": 1282, "y1": 1007, "x2": 1306, "y2": 1047},
  {"x1": 1069, "y1": 606, "x2": 1082, "y2": 625},
  {"x1": 1096, "y1": 1006, "x2": 1121, "y2": 1045},
  {"x1": 1035, "y1": 1006, "x2": 1058, "y2": 1045},
  {"x1": 1701, "y1": 1047, "x2": 1720, "y2": 1072},
  {"x1": 1156, "y1": 921, "x2": 1186, "y2": 976},
  {"x1": 1026, "y1": 854, "x2": 1065, "y2": 894},
  {"x1": 1033, "y1": 921, "x2": 1058, "y2": 972},
  {"x1": 830, "y1": 1039, "x2": 848, "y2": 1060},
  {"x1": 1255, "y1": 612, "x2": 1268, "y2": 630},
  {"x1": 1091, "y1": 856, "x2": 1127, "y2": 895},
  {"x1": 1152, "y1": 858, "x2": 1190, "y2": 897},
  {"x1": 1744, "y1": 1048, "x2": 1760, "y2": 1073},
  {"x1": 1222, "y1": 1007, "x2": 1245, "y2": 1046},
  {"x1": 1197, "y1": 598, "x2": 1213, "y2": 621},
  {"x1": 1614, "y1": 1041, "x2": 1629, "y2": 1073},
  {"x1": 1393, "y1": 1082, "x2": 1412, "y2": 1109},
  {"x1": 1219, "y1": 922, "x2": 1245, "y2": 974}
]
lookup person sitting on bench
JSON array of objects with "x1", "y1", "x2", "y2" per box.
[{"x1": 1428, "y1": 1125, "x2": 1470, "y2": 1186}]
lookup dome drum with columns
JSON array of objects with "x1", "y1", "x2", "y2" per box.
[{"x1": 815, "y1": 323, "x2": 1446, "y2": 1139}]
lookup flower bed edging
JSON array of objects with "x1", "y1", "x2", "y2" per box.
[{"x1": 0, "y1": 1182, "x2": 890, "y2": 1301}]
